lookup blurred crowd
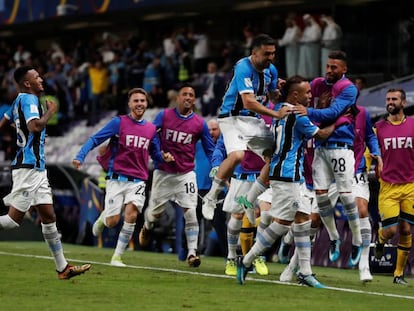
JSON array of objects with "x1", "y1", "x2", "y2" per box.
[{"x1": 0, "y1": 13, "x2": 344, "y2": 161}]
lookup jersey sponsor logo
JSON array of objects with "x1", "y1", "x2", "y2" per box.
[
  {"x1": 125, "y1": 135, "x2": 150, "y2": 149},
  {"x1": 165, "y1": 129, "x2": 193, "y2": 144},
  {"x1": 244, "y1": 77, "x2": 252, "y2": 88},
  {"x1": 383, "y1": 136, "x2": 413, "y2": 150}
]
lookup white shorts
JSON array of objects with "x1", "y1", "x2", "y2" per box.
[
  {"x1": 352, "y1": 172, "x2": 370, "y2": 201},
  {"x1": 268, "y1": 181, "x2": 310, "y2": 221},
  {"x1": 223, "y1": 178, "x2": 254, "y2": 214},
  {"x1": 104, "y1": 180, "x2": 147, "y2": 217},
  {"x1": 257, "y1": 187, "x2": 272, "y2": 203},
  {"x1": 312, "y1": 147, "x2": 355, "y2": 192},
  {"x1": 218, "y1": 116, "x2": 274, "y2": 158},
  {"x1": 3, "y1": 168, "x2": 53, "y2": 213},
  {"x1": 303, "y1": 187, "x2": 317, "y2": 213},
  {"x1": 148, "y1": 170, "x2": 197, "y2": 214}
]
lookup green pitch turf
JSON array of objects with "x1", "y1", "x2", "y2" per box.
[{"x1": 0, "y1": 241, "x2": 413, "y2": 311}]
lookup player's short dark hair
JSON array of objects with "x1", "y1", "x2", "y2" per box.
[
  {"x1": 177, "y1": 83, "x2": 195, "y2": 93},
  {"x1": 328, "y1": 50, "x2": 348, "y2": 64},
  {"x1": 387, "y1": 88, "x2": 406, "y2": 100},
  {"x1": 280, "y1": 75, "x2": 307, "y2": 101},
  {"x1": 251, "y1": 34, "x2": 276, "y2": 50},
  {"x1": 13, "y1": 65, "x2": 35, "y2": 84}
]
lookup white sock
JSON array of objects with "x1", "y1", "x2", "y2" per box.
[
  {"x1": 227, "y1": 217, "x2": 242, "y2": 259},
  {"x1": 359, "y1": 217, "x2": 372, "y2": 270},
  {"x1": 317, "y1": 193, "x2": 339, "y2": 241},
  {"x1": 293, "y1": 220, "x2": 312, "y2": 275},
  {"x1": 246, "y1": 180, "x2": 267, "y2": 204},
  {"x1": 42, "y1": 222, "x2": 67, "y2": 272},
  {"x1": 244, "y1": 221, "x2": 289, "y2": 267},
  {"x1": 283, "y1": 228, "x2": 294, "y2": 245},
  {"x1": 114, "y1": 222, "x2": 135, "y2": 257},
  {"x1": 184, "y1": 209, "x2": 199, "y2": 256},
  {"x1": 340, "y1": 193, "x2": 362, "y2": 246},
  {"x1": 256, "y1": 210, "x2": 272, "y2": 238},
  {"x1": 206, "y1": 177, "x2": 226, "y2": 200}
]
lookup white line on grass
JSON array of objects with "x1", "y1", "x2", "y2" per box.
[{"x1": 1, "y1": 250, "x2": 413, "y2": 300}]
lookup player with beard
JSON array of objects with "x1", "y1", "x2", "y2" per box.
[
  {"x1": 306, "y1": 50, "x2": 363, "y2": 268},
  {"x1": 201, "y1": 34, "x2": 306, "y2": 221},
  {"x1": 375, "y1": 88, "x2": 413, "y2": 285}
]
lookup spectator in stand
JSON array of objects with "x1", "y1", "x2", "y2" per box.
[
  {"x1": 298, "y1": 14, "x2": 322, "y2": 79},
  {"x1": 0, "y1": 90, "x2": 14, "y2": 160},
  {"x1": 1, "y1": 59, "x2": 18, "y2": 101},
  {"x1": 398, "y1": 17, "x2": 414, "y2": 76},
  {"x1": 108, "y1": 50, "x2": 127, "y2": 114},
  {"x1": 126, "y1": 58, "x2": 145, "y2": 91},
  {"x1": 13, "y1": 44, "x2": 31, "y2": 65},
  {"x1": 242, "y1": 25, "x2": 255, "y2": 57},
  {"x1": 188, "y1": 25, "x2": 211, "y2": 76},
  {"x1": 88, "y1": 58, "x2": 109, "y2": 126},
  {"x1": 176, "y1": 41, "x2": 193, "y2": 84},
  {"x1": 278, "y1": 16, "x2": 302, "y2": 77},
  {"x1": 143, "y1": 56, "x2": 162, "y2": 94},
  {"x1": 320, "y1": 15, "x2": 342, "y2": 76},
  {"x1": 197, "y1": 61, "x2": 227, "y2": 117}
]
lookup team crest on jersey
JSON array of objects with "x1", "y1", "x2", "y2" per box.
[
  {"x1": 23, "y1": 191, "x2": 29, "y2": 197},
  {"x1": 30, "y1": 104, "x2": 38, "y2": 113},
  {"x1": 244, "y1": 78, "x2": 253, "y2": 88}
]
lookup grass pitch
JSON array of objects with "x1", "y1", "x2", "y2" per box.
[{"x1": 0, "y1": 241, "x2": 413, "y2": 311}]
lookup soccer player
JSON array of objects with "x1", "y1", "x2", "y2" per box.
[
  {"x1": 0, "y1": 66, "x2": 91, "y2": 279},
  {"x1": 202, "y1": 34, "x2": 304, "y2": 220},
  {"x1": 73, "y1": 88, "x2": 173, "y2": 267},
  {"x1": 237, "y1": 75, "x2": 338, "y2": 288},
  {"x1": 352, "y1": 102, "x2": 382, "y2": 281},
  {"x1": 279, "y1": 104, "x2": 382, "y2": 283},
  {"x1": 375, "y1": 88, "x2": 413, "y2": 285},
  {"x1": 307, "y1": 50, "x2": 362, "y2": 266},
  {"x1": 138, "y1": 84, "x2": 215, "y2": 267}
]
